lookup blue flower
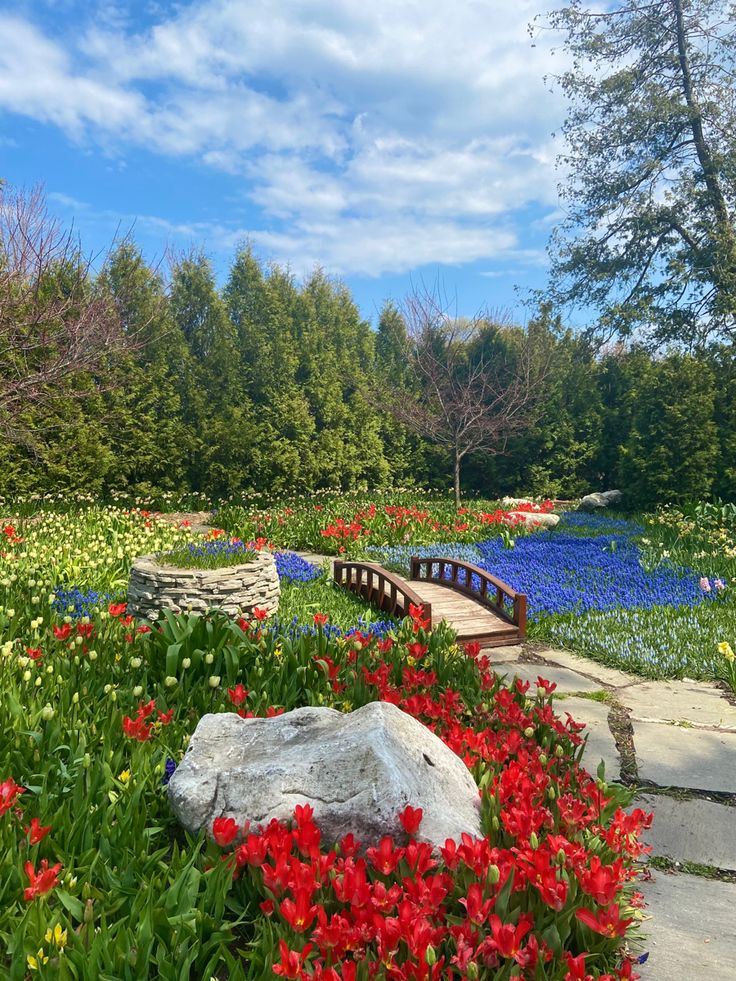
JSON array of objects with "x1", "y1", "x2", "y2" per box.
[
  {"x1": 274, "y1": 551, "x2": 321, "y2": 583},
  {"x1": 161, "y1": 758, "x2": 177, "y2": 786}
]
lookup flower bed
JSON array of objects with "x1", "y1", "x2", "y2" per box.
[{"x1": 0, "y1": 583, "x2": 651, "y2": 978}]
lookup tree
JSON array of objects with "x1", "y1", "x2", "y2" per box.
[
  {"x1": 0, "y1": 184, "x2": 128, "y2": 443},
  {"x1": 619, "y1": 352, "x2": 718, "y2": 505},
  {"x1": 539, "y1": 0, "x2": 736, "y2": 347},
  {"x1": 385, "y1": 289, "x2": 547, "y2": 506}
]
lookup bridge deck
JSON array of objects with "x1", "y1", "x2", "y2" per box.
[
  {"x1": 332, "y1": 558, "x2": 525, "y2": 647},
  {"x1": 408, "y1": 581, "x2": 520, "y2": 645}
]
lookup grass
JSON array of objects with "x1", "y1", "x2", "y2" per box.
[
  {"x1": 160, "y1": 538, "x2": 258, "y2": 569},
  {"x1": 277, "y1": 575, "x2": 392, "y2": 632}
]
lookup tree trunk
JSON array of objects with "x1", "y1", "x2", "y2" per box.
[{"x1": 453, "y1": 448, "x2": 461, "y2": 509}]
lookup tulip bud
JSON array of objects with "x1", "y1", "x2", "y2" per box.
[
  {"x1": 466, "y1": 962, "x2": 479, "y2": 979},
  {"x1": 41, "y1": 704, "x2": 55, "y2": 721},
  {"x1": 529, "y1": 831, "x2": 539, "y2": 849},
  {"x1": 524, "y1": 726, "x2": 534, "y2": 738},
  {"x1": 488, "y1": 864, "x2": 500, "y2": 884},
  {"x1": 426, "y1": 946, "x2": 437, "y2": 966}
]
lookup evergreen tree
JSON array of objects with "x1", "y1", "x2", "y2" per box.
[{"x1": 620, "y1": 353, "x2": 718, "y2": 506}]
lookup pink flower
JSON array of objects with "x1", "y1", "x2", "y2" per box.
[
  {"x1": 699, "y1": 577, "x2": 711, "y2": 593},
  {"x1": 715, "y1": 579, "x2": 726, "y2": 592}
]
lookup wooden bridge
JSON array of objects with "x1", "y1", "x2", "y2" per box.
[{"x1": 333, "y1": 556, "x2": 526, "y2": 647}]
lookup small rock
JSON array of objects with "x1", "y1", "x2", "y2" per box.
[{"x1": 168, "y1": 702, "x2": 482, "y2": 848}]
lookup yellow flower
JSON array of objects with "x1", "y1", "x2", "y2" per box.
[
  {"x1": 718, "y1": 642, "x2": 735, "y2": 662},
  {"x1": 27, "y1": 949, "x2": 49, "y2": 970},
  {"x1": 118, "y1": 769, "x2": 131, "y2": 784},
  {"x1": 44, "y1": 924, "x2": 68, "y2": 948}
]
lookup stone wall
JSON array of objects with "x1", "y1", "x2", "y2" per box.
[{"x1": 127, "y1": 551, "x2": 280, "y2": 621}]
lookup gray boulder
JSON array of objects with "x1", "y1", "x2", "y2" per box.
[
  {"x1": 168, "y1": 701, "x2": 482, "y2": 848},
  {"x1": 580, "y1": 489, "x2": 622, "y2": 511}
]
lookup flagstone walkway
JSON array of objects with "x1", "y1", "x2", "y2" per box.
[{"x1": 491, "y1": 643, "x2": 736, "y2": 981}]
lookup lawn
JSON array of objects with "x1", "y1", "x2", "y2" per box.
[{"x1": 2, "y1": 490, "x2": 731, "y2": 978}]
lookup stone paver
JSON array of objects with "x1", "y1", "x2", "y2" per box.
[
  {"x1": 486, "y1": 645, "x2": 524, "y2": 663},
  {"x1": 559, "y1": 696, "x2": 621, "y2": 779},
  {"x1": 535, "y1": 647, "x2": 642, "y2": 688},
  {"x1": 505, "y1": 663, "x2": 604, "y2": 695},
  {"x1": 635, "y1": 793, "x2": 736, "y2": 870},
  {"x1": 634, "y1": 721, "x2": 736, "y2": 793},
  {"x1": 637, "y1": 871, "x2": 736, "y2": 981},
  {"x1": 620, "y1": 680, "x2": 736, "y2": 730}
]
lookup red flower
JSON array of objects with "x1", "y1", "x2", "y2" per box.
[
  {"x1": 237, "y1": 617, "x2": 250, "y2": 632},
  {"x1": 272, "y1": 939, "x2": 313, "y2": 978},
  {"x1": 0, "y1": 777, "x2": 23, "y2": 815},
  {"x1": 52, "y1": 624, "x2": 71, "y2": 641},
  {"x1": 405, "y1": 642, "x2": 428, "y2": 660},
  {"x1": 23, "y1": 859, "x2": 62, "y2": 900},
  {"x1": 137, "y1": 624, "x2": 152, "y2": 635},
  {"x1": 25, "y1": 817, "x2": 52, "y2": 844},
  {"x1": 77, "y1": 622, "x2": 94, "y2": 638},
  {"x1": 489, "y1": 913, "x2": 534, "y2": 961},
  {"x1": 459, "y1": 883, "x2": 494, "y2": 925},
  {"x1": 313, "y1": 612, "x2": 329, "y2": 626},
  {"x1": 398, "y1": 805, "x2": 423, "y2": 836},
  {"x1": 122, "y1": 715, "x2": 152, "y2": 741},
  {"x1": 376, "y1": 638, "x2": 394, "y2": 654},
  {"x1": 576, "y1": 903, "x2": 633, "y2": 938},
  {"x1": 564, "y1": 951, "x2": 594, "y2": 981},
  {"x1": 464, "y1": 640, "x2": 481, "y2": 658},
  {"x1": 407, "y1": 603, "x2": 431, "y2": 631},
  {"x1": 366, "y1": 835, "x2": 404, "y2": 875},
  {"x1": 280, "y1": 889, "x2": 318, "y2": 933},
  {"x1": 228, "y1": 684, "x2": 248, "y2": 706},
  {"x1": 26, "y1": 647, "x2": 43, "y2": 661},
  {"x1": 579, "y1": 856, "x2": 623, "y2": 906},
  {"x1": 252, "y1": 607, "x2": 269, "y2": 621},
  {"x1": 212, "y1": 816, "x2": 239, "y2": 846},
  {"x1": 157, "y1": 708, "x2": 174, "y2": 725}
]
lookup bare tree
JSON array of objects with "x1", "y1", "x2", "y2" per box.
[
  {"x1": 386, "y1": 288, "x2": 548, "y2": 507},
  {"x1": 0, "y1": 183, "x2": 129, "y2": 442}
]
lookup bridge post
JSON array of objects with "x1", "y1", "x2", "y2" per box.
[{"x1": 410, "y1": 556, "x2": 420, "y2": 580}]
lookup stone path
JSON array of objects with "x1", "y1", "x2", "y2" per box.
[{"x1": 492, "y1": 643, "x2": 736, "y2": 981}]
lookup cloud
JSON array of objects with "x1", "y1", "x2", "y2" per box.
[{"x1": 0, "y1": 1, "x2": 569, "y2": 276}]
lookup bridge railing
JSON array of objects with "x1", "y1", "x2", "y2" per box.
[
  {"x1": 333, "y1": 561, "x2": 432, "y2": 624},
  {"x1": 410, "y1": 556, "x2": 526, "y2": 638}
]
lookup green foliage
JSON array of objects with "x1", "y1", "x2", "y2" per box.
[
  {"x1": 541, "y1": 0, "x2": 736, "y2": 346},
  {"x1": 1, "y1": 233, "x2": 735, "y2": 506},
  {"x1": 619, "y1": 353, "x2": 718, "y2": 508}
]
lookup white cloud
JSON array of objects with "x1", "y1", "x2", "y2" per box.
[{"x1": 0, "y1": 1, "x2": 569, "y2": 276}]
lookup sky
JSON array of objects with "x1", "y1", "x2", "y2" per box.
[{"x1": 0, "y1": 0, "x2": 572, "y2": 324}]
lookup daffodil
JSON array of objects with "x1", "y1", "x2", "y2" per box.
[{"x1": 718, "y1": 642, "x2": 735, "y2": 662}]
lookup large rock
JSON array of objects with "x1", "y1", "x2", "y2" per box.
[
  {"x1": 168, "y1": 701, "x2": 482, "y2": 848},
  {"x1": 508, "y1": 511, "x2": 560, "y2": 529},
  {"x1": 579, "y1": 489, "x2": 622, "y2": 511}
]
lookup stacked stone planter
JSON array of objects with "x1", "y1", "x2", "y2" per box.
[{"x1": 127, "y1": 550, "x2": 280, "y2": 621}]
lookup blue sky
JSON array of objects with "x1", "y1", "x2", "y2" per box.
[{"x1": 0, "y1": 0, "x2": 571, "y2": 324}]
